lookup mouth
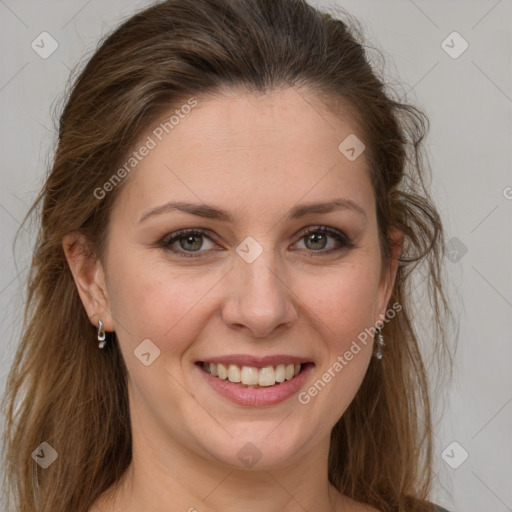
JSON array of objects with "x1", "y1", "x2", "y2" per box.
[{"x1": 196, "y1": 361, "x2": 315, "y2": 389}]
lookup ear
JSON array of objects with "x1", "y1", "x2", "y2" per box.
[
  {"x1": 376, "y1": 227, "x2": 403, "y2": 320},
  {"x1": 62, "y1": 231, "x2": 115, "y2": 332}
]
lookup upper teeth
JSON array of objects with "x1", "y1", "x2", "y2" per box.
[{"x1": 203, "y1": 362, "x2": 301, "y2": 386}]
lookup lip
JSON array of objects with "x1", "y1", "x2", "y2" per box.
[
  {"x1": 197, "y1": 354, "x2": 312, "y2": 368},
  {"x1": 195, "y1": 361, "x2": 315, "y2": 407}
]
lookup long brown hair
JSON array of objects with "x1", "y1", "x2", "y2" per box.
[{"x1": 1, "y1": 0, "x2": 455, "y2": 510}]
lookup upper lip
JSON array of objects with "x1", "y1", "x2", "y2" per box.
[{"x1": 197, "y1": 354, "x2": 313, "y2": 368}]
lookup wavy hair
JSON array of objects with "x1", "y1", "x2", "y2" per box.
[{"x1": 1, "y1": 0, "x2": 455, "y2": 510}]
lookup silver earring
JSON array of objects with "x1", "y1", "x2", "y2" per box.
[
  {"x1": 97, "y1": 319, "x2": 106, "y2": 349},
  {"x1": 374, "y1": 326, "x2": 385, "y2": 359}
]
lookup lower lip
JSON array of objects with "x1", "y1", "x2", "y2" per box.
[{"x1": 196, "y1": 363, "x2": 314, "y2": 407}]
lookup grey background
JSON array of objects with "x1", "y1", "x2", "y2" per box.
[{"x1": 1, "y1": 1, "x2": 511, "y2": 511}]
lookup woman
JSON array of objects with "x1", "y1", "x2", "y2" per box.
[{"x1": 1, "y1": 0, "x2": 455, "y2": 511}]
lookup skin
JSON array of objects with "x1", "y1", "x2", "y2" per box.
[{"x1": 63, "y1": 86, "x2": 402, "y2": 512}]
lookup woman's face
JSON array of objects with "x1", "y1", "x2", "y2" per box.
[{"x1": 92, "y1": 87, "x2": 399, "y2": 470}]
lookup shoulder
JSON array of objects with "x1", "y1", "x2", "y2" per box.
[{"x1": 433, "y1": 506, "x2": 451, "y2": 512}]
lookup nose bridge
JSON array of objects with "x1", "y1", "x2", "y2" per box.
[
  {"x1": 222, "y1": 237, "x2": 297, "y2": 336},
  {"x1": 236, "y1": 240, "x2": 285, "y2": 308},
  {"x1": 241, "y1": 247, "x2": 280, "y2": 296}
]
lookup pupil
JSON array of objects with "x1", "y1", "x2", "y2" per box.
[
  {"x1": 307, "y1": 233, "x2": 326, "y2": 250},
  {"x1": 181, "y1": 234, "x2": 202, "y2": 251}
]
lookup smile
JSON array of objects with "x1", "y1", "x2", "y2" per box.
[
  {"x1": 201, "y1": 361, "x2": 302, "y2": 387},
  {"x1": 195, "y1": 357, "x2": 315, "y2": 406}
]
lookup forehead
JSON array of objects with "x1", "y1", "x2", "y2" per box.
[{"x1": 112, "y1": 87, "x2": 373, "y2": 223}]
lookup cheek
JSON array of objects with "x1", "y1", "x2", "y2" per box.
[
  {"x1": 296, "y1": 265, "x2": 379, "y2": 423},
  {"x1": 106, "y1": 253, "x2": 219, "y2": 354},
  {"x1": 300, "y1": 265, "x2": 378, "y2": 397},
  {"x1": 304, "y1": 261, "x2": 381, "y2": 341}
]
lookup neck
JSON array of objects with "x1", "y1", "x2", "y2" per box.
[{"x1": 100, "y1": 415, "x2": 345, "y2": 512}]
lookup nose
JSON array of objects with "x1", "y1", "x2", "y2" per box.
[{"x1": 221, "y1": 249, "x2": 298, "y2": 339}]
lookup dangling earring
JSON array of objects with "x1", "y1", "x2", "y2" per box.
[
  {"x1": 374, "y1": 326, "x2": 385, "y2": 359},
  {"x1": 97, "y1": 319, "x2": 106, "y2": 349}
]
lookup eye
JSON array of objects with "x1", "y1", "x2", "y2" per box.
[
  {"x1": 159, "y1": 226, "x2": 353, "y2": 258},
  {"x1": 160, "y1": 229, "x2": 217, "y2": 257},
  {"x1": 292, "y1": 226, "x2": 354, "y2": 256}
]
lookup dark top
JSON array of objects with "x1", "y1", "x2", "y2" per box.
[{"x1": 434, "y1": 505, "x2": 451, "y2": 512}]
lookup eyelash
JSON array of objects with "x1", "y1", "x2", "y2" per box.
[{"x1": 159, "y1": 226, "x2": 354, "y2": 259}]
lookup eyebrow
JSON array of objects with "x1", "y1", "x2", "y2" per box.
[{"x1": 139, "y1": 198, "x2": 367, "y2": 224}]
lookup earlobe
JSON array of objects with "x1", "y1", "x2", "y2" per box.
[{"x1": 62, "y1": 231, "x2": 115, "y2": 332}]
